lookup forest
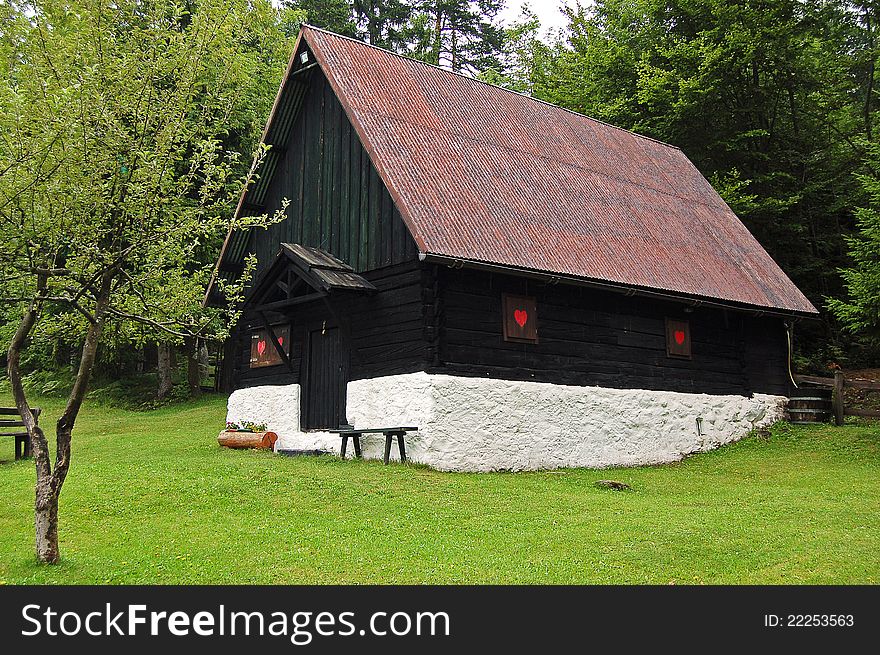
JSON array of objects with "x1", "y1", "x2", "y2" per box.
[{"x1": 2, "y1": 0, "x2": 880, "y2": 403}]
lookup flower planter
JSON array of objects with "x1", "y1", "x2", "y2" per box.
[{"x1": 217, "y1": 430, "x2": 278, "y2": 450}]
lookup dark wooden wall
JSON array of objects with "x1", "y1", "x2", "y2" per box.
[
  {"x1": 250, "y1": 70, "x2": 418, "y2": 277},
  {"x1": 233, "y1": 262, "x2": 427, "y2": 390},
  {"x1": 232, "y1": 262, "x2": 791, "y2": 398},
  {"x1": 429, "y1": 267, "x2": 791, "y2": 397}
]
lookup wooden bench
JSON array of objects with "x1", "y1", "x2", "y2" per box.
[
  {"x1": 1, "y1": 407, "x2": 41, "y2": 460},
  {"x1": 328, "y1": 427, "x2": 418, "y2": 464}
]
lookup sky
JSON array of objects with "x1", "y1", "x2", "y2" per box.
[{"x1": 500, "y1": 0, "x2": 572, "y2": 36}]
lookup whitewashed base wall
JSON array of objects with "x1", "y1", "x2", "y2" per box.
[{"x1": 226, "y1": 373, "x2": 787, "y2": 472}]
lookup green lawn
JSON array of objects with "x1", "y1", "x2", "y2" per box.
[{"x1": 0, "y1": 392, "x2": 878, "y2": 584}]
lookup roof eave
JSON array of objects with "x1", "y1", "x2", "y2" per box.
[{"x1": 419, "y1": 252, "x2": 819, "y2": 320}]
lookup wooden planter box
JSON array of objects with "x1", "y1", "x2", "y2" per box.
[{"x1": 217, "y1": 430, "x2": 278, "y2": 450}]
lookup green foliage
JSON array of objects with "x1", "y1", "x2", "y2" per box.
[
  {"x1": 85, "y1": 374, "x2": 194, "y2": 410},
  {"x1": 350, "y1": 0, "x2": 413, "y2": 48},
  {"x1": 791, "y1": 339, "x2": 850, "y2": 375},
  {"x1": 0, "y1": 395, "x2": 877, "y2": 583},
  {"x1": 0, "y1": 364, "x2": 210, "y2": 409},
  {"x1": 401, "y1": 1, "x2": 505, "y2": 73},
  {"x1": 18, "y1": 369, "x2": 73, "y2": 397},
  {"x1": 226, "y1": 420, "x2": 269, "y2": 432},
  {"x1": 0, "y1": 1, "x2": 298, "y2": 559},
  {"x1": 286, "y1": 1, "x2": 506, "y2": 73},
  {"x1": 285, "y1": 0, "x2": 358, "y2": 37},
  {"x1": 478, "y1": 6, "x2": 550, "y2": 93},
  {"x1": 0, "y1": 0, "x2": 292, "y2": 374},
  {"x1": 828, "y1": 143, "x2": 880, "y2": 349}
]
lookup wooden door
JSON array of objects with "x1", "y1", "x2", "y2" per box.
[{"x1": 301, "y1": 324, "x2": 348, "y2": 430}]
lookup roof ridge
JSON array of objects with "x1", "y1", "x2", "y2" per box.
[{"x1": 301, "y1": 24, "x2": 682, "y2": 152}]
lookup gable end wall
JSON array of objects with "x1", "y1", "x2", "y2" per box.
[{"x1": 249, "y1": 69, "x2": 418, "y2": 281}]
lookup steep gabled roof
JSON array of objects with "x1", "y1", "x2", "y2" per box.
[{"x1": 209, "y1": 25, "x2": 817, "y2": 316}]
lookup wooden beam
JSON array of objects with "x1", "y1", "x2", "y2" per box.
[
  {"x1": 286, "y1": 277, "x2": 307, "y2": 299},
  {"x1": 292, "y1": 62, "x2": 318, "y2": 76},
  {"x1": 793, "y1": 374, "x2": 834, "y2": 387},
  {"x1": 254, "y1": 292, "x2": 326, "y2": 313},
  {"x1": 795, "y1": 372, "x2": 880, "y2": 391},
  {"x1": 258, "y1": 311, "x2": 293, "y2": 372}
]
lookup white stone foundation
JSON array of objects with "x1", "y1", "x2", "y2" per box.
[{"x1": 226, "y1": 373, "x2": 787, "y2": 472}]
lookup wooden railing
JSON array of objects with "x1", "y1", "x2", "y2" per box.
[{"x1": 793, "y1": 371, "x2": 880, "y2": 425}]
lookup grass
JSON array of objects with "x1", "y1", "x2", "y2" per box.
[{"x1": 0, "y1": 392, "x2": 878, "y2": 584}]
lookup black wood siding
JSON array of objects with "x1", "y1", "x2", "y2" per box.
[
  {"x1": 250, "y1": 71, "x2": 417, "y2": 278},
  {"x1": 431, "y1": 267, "x2": 791, "y2": 396},
  {"x1": 234, "y1": 262, "x2": 426, "y2": 390},
  {"x1": 234, "y1": 263, "x2": 790, "y2": 397}
]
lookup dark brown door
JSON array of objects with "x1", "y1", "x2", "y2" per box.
[{"x1": 302, "y1": 324, "x2": 347, "y2": 430}]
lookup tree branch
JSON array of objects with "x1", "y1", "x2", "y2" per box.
[{"x1": 104, "y1": 307, "x2": 195, "y2": 339}]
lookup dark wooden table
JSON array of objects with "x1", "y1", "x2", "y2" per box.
[{"x1": 328, "y1": 427, "x2": 418, "y2": 464}]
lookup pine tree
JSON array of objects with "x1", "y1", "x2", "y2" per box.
[
  {"x1": 829, "y1": 146, "x2": 880, "y2": 351},
  {"x1": 403, "y1": 0, "x2": 505, "y2": 73}
]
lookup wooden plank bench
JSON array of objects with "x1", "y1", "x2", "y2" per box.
[
  {"x1": 1, "y1": 407, "x2": 41, "y2": 460},
  {"x1": 328, "y1": 427, "x2": 418, "y2": 464}
]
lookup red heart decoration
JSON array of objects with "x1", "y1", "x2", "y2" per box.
[
  {"x1": 257, "y1": 340, "x2": 266, "y2": 356},
  {"x1": 674, "y1": 330, "x2": 685, "y2": 345},
  {"x1": 514, "y1": 309, "x2": 528, "y2": 328},
  {"x1": 277, "y1": 336, "x2": 283, "y2": 347}
]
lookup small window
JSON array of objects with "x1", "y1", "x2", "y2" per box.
[
  {"x1": 250, "y1": 325, "x2": 291, "y2": 368},
  {"x1": 502, "y1": 294, "x2": 538, "y2": 343},
  {"x1": 666, "y1": 318, "x2": 691, "y2": 359}
]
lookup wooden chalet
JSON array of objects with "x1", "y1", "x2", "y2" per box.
[{"x1": 206, "y1": 26, "x2": 818, "y2": 471}]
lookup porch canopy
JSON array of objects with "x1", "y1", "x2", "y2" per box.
[{"x1": 246, "y1": 242, "x2": 375, "y2": 314}]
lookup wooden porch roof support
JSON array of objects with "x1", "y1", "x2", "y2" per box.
[
  {"x1": 254, "y1": 291, "x2": 328, "y2": 313},
  {"x1": 243, "y1": 243, "x2": 375, "y2": 314}
]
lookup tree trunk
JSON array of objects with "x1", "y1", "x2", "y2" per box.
[
  {"x1": 7, "y1": 300, "x2": 55, "y2": 561},
  {"x1": 198, "y1": 341, "x2": 210, "y2": 379},
  {"x1": 157, "y1": 342, "x2": 173, "y2": 399},
  {"x1": 34, "y1": 480, "x2": 60, "y2": 562},
  {"x1": 433, "y1": 12, "x2": 443, "y2": 66},
  {"x1": 8, "y1": 271, "x2": 114, "y2": 563},
  {"x1": 185, "y1": 337, "x2": 201, "y2": 398}
]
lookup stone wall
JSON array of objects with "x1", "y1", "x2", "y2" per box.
[{"x1": 226, "y1": 373, "x2": 787, "y2": 472}]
